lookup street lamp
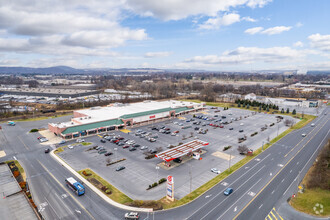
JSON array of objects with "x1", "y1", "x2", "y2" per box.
[
  {"x1": 155, "y1": 166, "x2": 159, "y2": 181},
  {"x1": 114, "y1": 148, "x2": 118, "y2": 162}
]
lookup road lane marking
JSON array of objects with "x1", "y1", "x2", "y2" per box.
[
  {"x1": 186, "y1": 154, "x2": 270, "y2": 220},
  {"x1": 271, "y1": 190, "x2": 275, "y2": 194},
  {"x1": 216, "y1": 178, "x2": 263, "y2": 220},
  {"x1": 273, "y1": 207, "x2": 284, "y2": 220},
  {"x1": 259, "y1": 204, "x2": 263, "y2": 209},
  {"x1": 234, "y1": 118, "x2": 329, "y2": 220},
  {"x1": 290, "y1": 170, "x2": 292, "y2": 173},
  {"x1": 18, "y1": 136, "x2": 29, "y2": 150},
  {"x1": 281, "y1": 179, "x2": 284, "y2": 183},
  {"x1": 270, "y1": 210, "x2": 278, "y2": 220},
  {"x1": 37, "y1": 160, "x2": 96, "y2": 220}
]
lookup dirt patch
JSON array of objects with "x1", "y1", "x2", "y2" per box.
[{"x1": 88, "y1": 177, "x2": 103, "y2": 189}]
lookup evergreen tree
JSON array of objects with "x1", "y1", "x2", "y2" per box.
[
  {"x1": 266, "y1": 106, "x2": 269, "y2": 112},
  {"x1": 292, "y1": 109, "x2": 296, "y2": 115},
  {"x1": 238, "y1": 103, "x2": 241, "y2": 107},
  {"x1": 247, "y1": 104, "x2": 250, "y2": 109},
  {"x1": 281, "y1": 108, "x2": 284, "y2": 113},
  {"x1": 286, "y1": 108, "x2": 290, "y2": 114}
]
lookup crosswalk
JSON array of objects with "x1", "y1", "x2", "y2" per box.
[{"x1": 265, "y1": 207, "x2": 284, "y2": 220}]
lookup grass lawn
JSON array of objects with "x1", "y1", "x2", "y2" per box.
[
  {"x1": 54, "y1": 142, "x2": 92, "y2": 154},
  {"x1": 78, "y1": 168, "x2": 132, "y2": 204},
  {"x1": 6, "y1": 160, "x2": 26, "y2": 181},
  {"x1": 290, "y1": 188, "x2": 330, "y2": 216}
]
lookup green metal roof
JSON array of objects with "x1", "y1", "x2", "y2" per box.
[
  {"x1": 120, "y1": 107, "x2": 173, "y2": 119},
  {"x1": 62, "y1": 119, "x2": 124, "y2": 135},
  {"x1": 174, "y1": 107, "x2": 190, "y2": 113}
]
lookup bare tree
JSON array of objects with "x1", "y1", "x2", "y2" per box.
[
  {"x1": 106, "y1": 158, "x2": 111, "y2": 164},
  {"x1": 284, "y1": 119, "x2": 294, "y2": 127},
  {"x1": 237, "y1": 145, "x2": 249, "y2": 154}
]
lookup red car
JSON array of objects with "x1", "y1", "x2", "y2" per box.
[
  {"x1": 123, "y1": 145, "x2": 130, "y2": 149},
  {"x1": 174, "y1": 130, "x2": 179, "y2": 133},
  {"x1": 220, "y1": 125, "x2": 224, "y2": 128}
]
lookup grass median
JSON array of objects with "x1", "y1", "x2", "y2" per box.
[
  {"x1": 78, "y1": 168, "x2": 132, "y2": 204},
  {"x1": 54, "y1": 142, "x2": 92, "y2": 154}
]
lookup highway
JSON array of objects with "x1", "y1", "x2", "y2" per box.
[{"x1": 0, "y1": 107, "x2": 329, "y2": 220}]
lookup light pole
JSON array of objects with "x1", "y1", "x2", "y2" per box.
[
  {"x1": 155, "y1": 166, "x2": 159, "y2": 181},
  {"x1": 229, "y1": 150, "x2": 232, "y2": 172},
  {"x1": 114, "y1": 148, "x2": 117, "y2": 162}
]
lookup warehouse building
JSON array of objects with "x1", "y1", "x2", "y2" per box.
[{"x1": 49, "y1": 100, "x2": 205, "y2": 139}]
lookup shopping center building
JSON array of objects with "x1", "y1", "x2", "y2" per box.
[{"x1": 49, "y1": 100, "x2": 205, "y2": 139}]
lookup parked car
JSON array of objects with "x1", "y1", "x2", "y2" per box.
[
  {"x1": 98, "y1": 150, "x2": 107, "y2": 154},
  {"x1": 164, "y1": 130, "x2": 171, "y2": 134},
  {"x1": 129, "y1": 147, "x2": 136, "y2": 151},
  {"x1": 229, "y1": 127, "x2": 234, "y2": 130},
  {"x1": 224, "y1": 188, "x2": 233, "y2": 196},
  {"x1": 76, "y1": 139, "x2": 85, "y2": 143},
  {"x1": 311, "y1": 123, "x2": 315, "y2": 127},
  {"x1": 125, "y1": 212, "x2": 139, "y2": 219},
  {"x1": 59, "y1": 140, "x2": 66, "y2": 145},
  {"x1": 149, "y1": 149, "x2": 157, "y2": 154},
  {"x1": 44, "y1": 148, "x2": 50, "y2": 153},
  {"x1": 211, "y1": 168, "x2": 221, "y2": 174},
  {"x1": 39, "y1": 137, "x2": 48, "y2": 143},
  {"x1": 173, "y1": 158, "x2": 182, "y2": 163},
  {"x1": 141, "y1": 146, "x2": 148, "y2": 150},
  {"x1": 171, "y1": 132, "x2": 177, "y2": 136},
  {"x1": 123, "y1": 145, "x2": 130, "y2": 149},
  {"x1": 133, "y1": 144, "x2": 140, "y2": 148},
  {"x1": 105, "y1": 152, "x2": 113, "y2": 156},
  {"x1": 68, "y1": 145, "x2": 74, "y2": 149},
  {"x1": 117, "y1": 142, "x2": 125, "y2": 146},
  {"x1": 100, "y1": 139, "x2": 106, "y2": 143},
  {"x1": 219, "y1": 125, "x2": 224, "y2": 128},
  {"x1": 174, "y1": 130, "x2": 180, "y2": 133},
  {"x1": 239, "y1": 129, "x2": 244, "y2": 132},
  {"x1": 149, "y1": 138, "x2": 156, "y2": 142},
  {"x1": 116, "y1": 166, "x2": 125, "y2": 171},
  {"x1": 302, "y1": 133, "x2": 306, "y2": 137}
]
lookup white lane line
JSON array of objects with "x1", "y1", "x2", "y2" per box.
[
  {"x1": 216, "y1": 178, "x2": 263, "y2": 220},
  {"x1": 281, "y1": 179, "x2": 285, "y2": 183},
  {"x1": 290, "y1": 170, "x2": 292, "y2": 173},
  {"x1": 283, "y1": 128, "x2": 330, "y2": 196},
  {"x1": 186, "y1": 154, "x2": 270, "y2": 220},
  {"x1": 198, "y1": 166, "x2": 265, "y2": 220},
  {"x1": 271, "y1": 190, "x2": 275, "y2": 194},
  {"x1": 259, "y1": 204, "x2": 263, "y2": 209}
]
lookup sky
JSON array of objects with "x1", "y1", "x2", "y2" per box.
[{"x1": 0, "y1": 0, "x2": 329, "y2": 72}]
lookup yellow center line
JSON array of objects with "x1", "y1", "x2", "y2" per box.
[
  {"x1": 284, "y1": 122, "x2": 320, "y2": 157},
  {"x1": 37, "y1": 160, "x2": 96, "y2": 220},
  {"x1": 18, "y1": 136, "x2": 29, "y2": 150},
  {"x1": 273, "y1": 207, "x2": 284, "y2": 220},
  {"x1": 234, "y1": 118, "x2": 329, "y2": 219}
]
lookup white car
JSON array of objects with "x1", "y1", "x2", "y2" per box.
[
  {"x1": 125, "y1": 212, "x2": 139, "y2": 219},
  {"x1": 240, "y1": 123, "x2": 244, "y2": 126},
  {"x1": 39, "y1": 138, "x2": 48, "y2": 143},
  {"x1": 141, "y1": 146, "x2": 148, "y2": 150},
  {"x1": 76, "y1": 139, "x2": 85, "y2": 143},
  {"x1": 68, "y1": 145, "x2": 74, "y2": 149},
  {"x1": 311, "y1": 123, "x2": 315, "y2": 127},
  {"x1": 302, "y1": 133, "x2": 306, "y2": 137},
  {"x1": 211, "y1": 168, "x2": 221, "y2": 174}
]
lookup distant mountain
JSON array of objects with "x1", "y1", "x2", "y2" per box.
[{"x1": 307, "y1": 70, "x2": 330, "y2": 75}]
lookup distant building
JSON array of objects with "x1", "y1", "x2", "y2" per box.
[
  {"x1": 218, "y1": 93, "x2": 242, "y2": 102},
  {"x1": 244, "y1": 93, "x2": 257, "y2": 100}
]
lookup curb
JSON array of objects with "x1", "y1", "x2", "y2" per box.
[{"x1": 50, "y1": 150, "x2": 153, "y2": 212}]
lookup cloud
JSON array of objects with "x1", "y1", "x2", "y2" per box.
[
  {"x1": 144, "y1": 51, "x2": 171, "y2": 58},
  {"x1": 245, "y1": 26, "x2": 292, "y2": 35},
  {"x1": 184, "y1": 46, "x2": 305, "y2": 65},
  {"x1": 293, "y1": 41, "x2": 303, "y2": 47},
  {"x1": 242, "y1": 16, "x2": 257, "y2": 22},
  {"x1": 295, "y1": 22, "x2": 303, "y2": 28},
  {"x1": 245, "y1": 27, "x2": 264, "y2": 35},
  {"x1": 0, "y1": 1, "x2": 147, "y2": 58},
  {"x1": 125, "y1": 0, "x2": 272, "y2": 21},
  {"x1": 308, "y1": 33, "x2": 330, "y2": 51},
  {"x1": 261, "y1": 26, "x2": 292, "y2": 35},
  {"x1": 199, "y1": 13, "x2": 240, "y2": 30}
]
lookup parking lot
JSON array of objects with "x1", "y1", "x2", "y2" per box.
[{"x1": 56, "y1": 106, "x2": 298, "y2": 200}]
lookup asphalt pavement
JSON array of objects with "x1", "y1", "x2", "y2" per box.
[{"x1": 0, "y1": 107, "x2": 328, "y2": 220}]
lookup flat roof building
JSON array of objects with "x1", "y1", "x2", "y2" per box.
[{"x1": 49, "y1": 100, "x2": 205, "y2": 139}]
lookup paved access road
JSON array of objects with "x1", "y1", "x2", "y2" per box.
[{"x1": 0, "y1": 107, "x2": 329, "y2": 220}]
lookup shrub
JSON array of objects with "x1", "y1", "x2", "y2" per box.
[
  {"x1": 19, "y1": 182, "x2": 26, "y2": 189},
  {"x1": 223, "y1": 146, "x2": 232, "y2": 151},
  {"x1": 152, "y1": 182, "x2": 158, "y2": 187},
  {"x1": 105, "y1": 189, "x2": 112, "y2": 194},
  {"x1": 145, "y1": 154, "x2": 155, "y2": 159},
  {"x1": 13, "y1": 170, "x2": 20, "y2": 178},
  {"x1": 158, "y1": 178, "x2": 166, "y2": 184},
  {"x1": 270, "y1": 123, "x2": 275, "y2": 127},
  {"x1": 237, "y1": 145, "x2": 249, "y2": 154},
  {"x1": 30, "y1": 129, "x2": 39, "y2": 133}
]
